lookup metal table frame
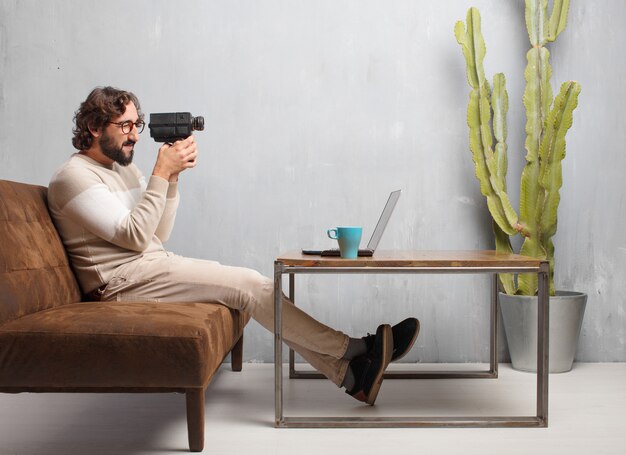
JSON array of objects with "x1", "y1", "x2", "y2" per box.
[{"x1": 273, "y1": 256, "x2": 550, "y2": 428}]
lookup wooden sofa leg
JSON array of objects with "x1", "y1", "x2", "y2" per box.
[
  {"x1": 186, "y1": 388, "x2": 205, "y2": 452},
  {"x1": 231, "y1": 334, "x2": 243, "y2": 372}
]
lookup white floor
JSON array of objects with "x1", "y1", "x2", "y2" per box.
[{"x1": 0, "y1": 363, "x2": 624, "y2": 455}]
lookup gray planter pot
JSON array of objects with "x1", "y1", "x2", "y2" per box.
[{"x1": 499, "y1": 291, "x2": 587, "y2": 373}]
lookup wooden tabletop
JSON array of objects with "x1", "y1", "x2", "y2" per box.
[{"x1": 276, "y1": 250, "x2": 544, "y2": 268}]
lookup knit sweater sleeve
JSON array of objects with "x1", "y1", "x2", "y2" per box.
[{"x1": 155, "y1": 181, "x2": 180, "y2": 242}]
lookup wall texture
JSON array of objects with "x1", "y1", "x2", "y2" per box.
[{"x1": 1, "y1": 0, "x2": 624, "y2": 362}]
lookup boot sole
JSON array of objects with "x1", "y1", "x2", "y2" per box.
[{"x1": 366, "y1": 325, "x2": 393, "y2": 405}]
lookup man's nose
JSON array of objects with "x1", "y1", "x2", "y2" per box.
[{"x1": 128, "y1": 127, "x2": 140, "y2": 142}]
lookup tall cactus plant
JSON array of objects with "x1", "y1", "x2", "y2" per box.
[{"x1": 455, "y1": 0, "x2": 581, "y2": 296}]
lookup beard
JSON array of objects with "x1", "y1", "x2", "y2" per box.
[{"x1": 100, "y1": 132, "x2": 135, "y2": 166}]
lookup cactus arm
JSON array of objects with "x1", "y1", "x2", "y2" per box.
[
  {"x1": 525, "y1": 0, "x2": 548, "y2": 46},
  {"x1": 490, "y1": 73, "x2": 518, "y2": 230},
  {"x1": 518, "y1": 1, "x2": 555, "y2": 295},
  {"x1": 466, "y1": 88, "x2": 493, "y2": 196},
  {"x1": 454, "y1": 10, "x2": 483, "y2": 89},
  {"x1": 467, "y1": 88, "x2": 519, "y2": 236},
  {"x1": 517, "y1": 47, "x2": 553, "y2": 295},
  {"x1": 517, "y1": 47, "x2": 552, "y2": 295},
  {"x1": 536, "y1": 81, "x2": 581, "y2": 295},
  {"x1": 456, "y1": 8, "x2": 519, "y2": 237},
  {"x1": 522, "y1": 47, "x2": 553, "y2": 164},
  {"x1": 492, "y1": 73, "x2": 508, "y2": 186},
  {"x1": 492, "y1": 74, "x2": 508, "y2": 161},
  {"x1": 547, "y1": 0, "x2": 571, "y2": 42},
  {"x1": 491, "y1": 72, "x2": 516, "y2": 294},
  {"x1": 520, "y1": 47, "x2": 553, "y2": 238},
  {"x1": 538, "y1": 81, "x2": 581, "y2": 238}
]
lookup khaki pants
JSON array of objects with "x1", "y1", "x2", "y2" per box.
[{"x1": 101, "y1": 251, "x2": 350, "y2": 385}]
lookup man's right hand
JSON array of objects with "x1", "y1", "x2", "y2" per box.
[{"x1": 152, "y1": 135, "x2": 198, "y2": 181}]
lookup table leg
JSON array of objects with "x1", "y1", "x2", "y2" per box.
[
  {"x1": 536, "y1": 261, "x2": 550, "y2": 426},
  {"x1": 490, "y1": 273, "x2": 499, "y2": 377},
  {"x1": 274, "y1": 262, "x2": 284, "y2": 426},
  {"x1": 288, "y1": 273, "x2": 296, "y2": 378}
]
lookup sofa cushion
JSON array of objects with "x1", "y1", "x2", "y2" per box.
[
  {"x1": 0, "y1": 180, "x2": 82, "y2": 326},
  {"x1": 0, "y1": 301, "x2": 247, "y2": 389}
]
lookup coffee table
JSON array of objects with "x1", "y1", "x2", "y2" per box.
[{"x1": 273, "y1": 250, "x2": 550, "y2": 428}]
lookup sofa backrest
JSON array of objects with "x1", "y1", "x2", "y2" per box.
[{"x1": 0, "y1": 180, "x2": 82, "y2": 326}]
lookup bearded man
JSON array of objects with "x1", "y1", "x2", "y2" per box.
[{"x1": 48, "y1": 86, "x2": 419, "y2": 405}]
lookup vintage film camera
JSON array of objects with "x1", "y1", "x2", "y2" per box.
[{"x1": 148, "y1": 112, "x2": 205, "y2": 143}]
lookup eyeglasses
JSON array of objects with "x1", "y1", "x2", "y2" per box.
[{"x1": 109, "y1": 119, "x2": 145, "y2": 134}]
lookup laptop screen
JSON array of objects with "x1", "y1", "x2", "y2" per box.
[{"x1": 366, "y1": 190, "x2": 401, "y2": 250}]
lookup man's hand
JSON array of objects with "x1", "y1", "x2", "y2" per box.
[{"x1": 152, "y1": 135, "x2": 198, "y2": 181}]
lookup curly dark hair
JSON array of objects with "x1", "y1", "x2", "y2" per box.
[{"x1": 72, "y1": 86, "x2": 144, "y2": 150}]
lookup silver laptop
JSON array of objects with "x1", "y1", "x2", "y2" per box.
[{"x1": 302, "y1": 190, "x2": 401, "y2": 257}]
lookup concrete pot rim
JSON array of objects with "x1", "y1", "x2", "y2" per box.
[{"x1": 498, "y1": 290, "x2": 587, "y2": 300}]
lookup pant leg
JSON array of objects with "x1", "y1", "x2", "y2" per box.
[
  {"x1": 284, "y1": 340, "x2": 349, "y2": 386},
  {"x1": 102, "y1": 252, "x2": 350, "y2": 385}
]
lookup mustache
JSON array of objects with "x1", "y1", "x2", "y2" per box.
[{"x1": 123, "y1": 140, "x2": 136, "y2": 147}]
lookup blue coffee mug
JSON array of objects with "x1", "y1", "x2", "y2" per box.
[{"x1": 327, "y1": 226, "x2": 363, "y2": 259}]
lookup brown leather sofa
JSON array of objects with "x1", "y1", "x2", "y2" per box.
[{"x1": 0, "y1": 179, "x2": 249, "y2": 452}]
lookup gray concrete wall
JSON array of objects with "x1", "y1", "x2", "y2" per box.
[{"x1": 1, "y1": 0, "x2": 624, "y2": 362}]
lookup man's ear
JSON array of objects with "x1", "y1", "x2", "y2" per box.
[{"x1": 88, "y1": 124, "x2": 103, "y2": 138}]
